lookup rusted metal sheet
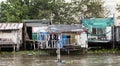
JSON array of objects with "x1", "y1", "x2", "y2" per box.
[{"x1": 0, "y1": 23, "x2": 23, "y2": 30}]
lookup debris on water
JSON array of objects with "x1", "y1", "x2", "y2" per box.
[{"x1": 28, "y1": 53, "x2": 33, "y2": 56}]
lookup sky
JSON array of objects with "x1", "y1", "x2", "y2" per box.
[{"x1": 0, "y1": 0, "x2": 5, "y2": 2}]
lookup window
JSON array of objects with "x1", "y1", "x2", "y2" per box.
[{"x1": 92, "y1": 28, "x2": 105, "y2": 35}]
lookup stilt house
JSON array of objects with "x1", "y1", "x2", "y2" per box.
[
  {"x1": 82, "y1": 18, "x2": 114, "y2": 43},
  {"x1": 47, "y1": 24, "x2": 88, "y2": 51},
  {"x1": 0, "y1": 23, "x2": 23, "y2": 51},
  {"x1": 23, "y1": 20, "x2": 50, "y2": 50}
]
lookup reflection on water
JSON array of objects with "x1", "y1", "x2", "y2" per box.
[{"x1": 0, "y1": 53, "x2": 120, "y2": 66}]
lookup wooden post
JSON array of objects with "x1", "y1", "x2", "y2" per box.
[
  {"x1": 37, "y1": 41, "x2": 39, "y2": 49},
  {"x1": 24, "y1": 23, "x2": 26, "y2": 50},
  {"x1": 16, "y1": 44, "x2": 20, "y2": 51},
  {"x1": 52, "y1": 34, "x2": 53, "y2": 48},
  {"x1": 33, "y1": 41, "x2": 36, "y2": 50},
  {"x1": 51, "y1": 39, "x2": 54, "y2": 48},
  {"x1": 45, "y1": 35, "x2": 48, "y2": 48},
  {"x1": 57, "y1": 43, "x2": 61, "y2": 62},
  {"x1": 30, "y1": 42, "x2": 33, "y2": 50},
  {"x1": 67, "y1": 50, "x2": 70, "y2": 54},
  {"x1": 39, "y1": 41, "x2": 41, "y2": 49},
  {"x1": 113, "y1": 14, "x2": 115, "y2": 49},
  {"x1": 13, "y1": 45, "x2": 16, "y2": 52},
  {"x1": 56, "y1": 33, "x2": 61, "y2": 62},
  {"x1": 38, "y1": 32, "x2": 41, "y2": 49},
  {"x1": 113, "y1": 25, "x2": 115, "y2": 49},
  {"x1": 0, "y1": 47, "x2": 1, "y2": 51}
]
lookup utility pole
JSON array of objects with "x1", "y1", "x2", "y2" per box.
[
  {"x1": 113, "y1": 14, "x2": 116, "y2": 49},
  {"x1": 113, "y1": 23, "x2": 115, "y2": 49}
]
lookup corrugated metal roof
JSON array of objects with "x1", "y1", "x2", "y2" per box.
[
  {"x1": 24, "y1": 19, "x2": 50, "y2": 27},
  {"x1": 26, "y1": 23, "x2": 48, "y2": 27},
  {"x1": 24, "y1": 19, "x2": 50, "y2": 23},
  {"x1": 23, "y1": 19, "x2": 51, "y2": 27},
  {"x1": 48, "y1": 24, "x2": 86, "y2": 33},
  {"x1": 0, "y1": 23, "x2": 23, "y2": 30}
]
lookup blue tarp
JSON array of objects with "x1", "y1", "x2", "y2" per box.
[
  {"x1": 38, "y1": 32, "x2": 49, "y2": 41},
  {"x1": 62, "y1": 35, "x2": 67, "y2": 45},
  {"x1": 58, "y1": 35, "x2": 67, "y2": 48}
]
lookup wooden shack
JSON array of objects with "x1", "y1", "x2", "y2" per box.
[
  {"x1": 46, "y1": 24, "x2": 88, "y2": 53},
  {"x1": 23, "y1": 20, "x2": 88, "y2": 53},
  {"x1": 0, "y1": 23, "x2": 23, "y2": 51},
  {"x1": 23, "y1": 20, "x2": 50, "y2": 50}
]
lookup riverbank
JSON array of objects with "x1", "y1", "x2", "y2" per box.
[
  {"x1": 0, "y1": 50, "x2": 49, "y2": 56},
  {"x1": 0, "y1": 49, "x2": 120, "y2": 55},
  {"x1": 88, "y1": 49, "x2": 120, "y2": 54}
]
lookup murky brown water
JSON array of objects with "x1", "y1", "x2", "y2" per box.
[{"x1": 0, "y1": 53, "x2": 120, "y2": 66}]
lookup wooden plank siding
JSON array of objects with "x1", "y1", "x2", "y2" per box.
[{"x1": 0, "y1": 23, "x2": 23, "y2": 51}]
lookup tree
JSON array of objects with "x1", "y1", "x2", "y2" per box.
[
  {"x1": 0, "y1": 0, "x2": 52, "y2": 22},
  {"x1": 0, "y1": 0, "x2": 109, "y2": 24},
  {"x1": 49, "y1": 0, "x2": 78, "y2": 24},
  {"x1": 0, "y1": 2, "x2": 7, "y2": 22},
  {"x1": 49, "y1": 0, "x2": 109, "y2": 24},
  {"x1": 117, "y1": 4, "x2": 120, "y2": 12},
  {"x1": 72, "y1": 0, "x2": 109, "y2": 19},
  {"x1": 0, "y1": 0, "x2": 27, "y2": 22},
  {"x1": 84, "y1": 0, "x2": 109, "y2": 18}
]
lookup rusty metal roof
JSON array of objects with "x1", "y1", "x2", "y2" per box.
[{"x1": 0, "y1": 23, "x2": 23, "y2": 30}]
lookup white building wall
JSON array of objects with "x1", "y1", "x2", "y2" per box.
[
  {"x1": 32, "y1": 26, "x2": 48, "y2": 33},
  {"x1": 79, "y1": 32, "x2": 88, "y2": 48},
  {"x1": 106, "y1": 27, "x2": 112, "y2": 40},
  {"x1": 0, "y1": 30, "x2": 22, "y2": 44}
]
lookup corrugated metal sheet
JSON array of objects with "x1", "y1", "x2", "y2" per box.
[
  {"x1": 24, "y1": 19, "x2": 50, "y2": 27},
  {"x1": 26, "y1": 23, "x2": 48, "y2": 27},
  {"x1": 0, "y1": 23, "x2": 23, "y2": 30},
  {"x1": 48, "y1": 24, "x2": 86, "y2": 33},
  {"x1": 24, "y1": 19, "x2": 50, "y2": 24}
]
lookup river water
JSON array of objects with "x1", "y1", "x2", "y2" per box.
[{"x1": 0, "y1": 53, "x2": 120, "y2": 66}]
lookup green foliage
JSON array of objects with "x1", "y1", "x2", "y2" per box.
[
  {"x1": 83, "y1": 0, "x2": 109, "y2": 18},
  {"x1": 88, "y1": 49, "x2": 120, "y2": 54},
  {"x1": 0, "y1": 0, "x2": 109, "y2": 24},
  {"x1": 116, "y1": 4, "x2": 120, "y2": 13}
]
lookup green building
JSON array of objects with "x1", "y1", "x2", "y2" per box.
[{"x1": 82, "y1": 18, "x2": 114, "y2": 43}]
